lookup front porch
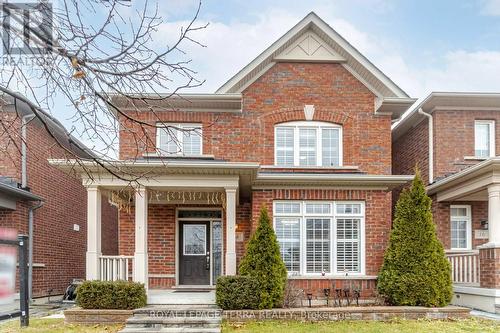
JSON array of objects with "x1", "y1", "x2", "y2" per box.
[{"x1": 430, "y1": 158, "x2": 500, "y2": 313}]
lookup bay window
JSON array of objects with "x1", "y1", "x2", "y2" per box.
[
  {"x1": 274, "y1": 201, "x2": 364, "y2": 275},
  {"x1": 474, "y1": 120, "x2": 495, "y2": 158},
  {"x1": 157, "y1": 123, "x2": 202, "y2": 156},
  {"x1": 450, "y1": 205, "x2": 471, "y2": 250},
  {"x1": 275, "y1": 121, "x2": 342, "y2": 167}
]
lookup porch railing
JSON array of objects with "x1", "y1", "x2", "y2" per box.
[
  {"x1": 99, "y1": 255, "x2": 134, "y2": 281},
  {"x1": 446, "y1": 251, "x2": 480, "y2": 286}
]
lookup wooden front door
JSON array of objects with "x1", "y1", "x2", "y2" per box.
[{"x1": 179, "y1": 221, "x2": 211, "y2": 285}]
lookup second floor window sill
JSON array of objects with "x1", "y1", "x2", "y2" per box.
[
  {"x1": 463, "y1": 156, "x2": 489, "y2": 161},
  {"x1": 264, "y1": 165, "x2": 359, "y2": 170},
  {"x1": 143, "y1": 152, "x2": 216, "y2": 160}
]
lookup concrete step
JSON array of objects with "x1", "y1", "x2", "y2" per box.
[
  {"x1": 125, "y1": 316, "x2": 221, "y2": 329},
  {"x1": 119, "y1": 327, "x2": 221, "y2": 333}
]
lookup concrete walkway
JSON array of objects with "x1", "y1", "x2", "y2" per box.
[{"x1": 148, "y1": 289, "x2": 216, "y2": 305}]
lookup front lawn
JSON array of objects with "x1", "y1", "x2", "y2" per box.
[
  {"x1": 0, "y1": 318, "x2": 123, "y2": 333},
  {"x1": 222, "y1": 318, "x2": 500, "y2": 333}
]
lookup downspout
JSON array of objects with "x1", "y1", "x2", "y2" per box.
[
  {"x1": 21, "y1": 114, "x2": 42, "y2": 302},
  {"x1": 417, "y1": 108, "x2": 434, "y2": 184},
  {"x1": 28, "y1": 201, "x2": 44, "y2": 302}
]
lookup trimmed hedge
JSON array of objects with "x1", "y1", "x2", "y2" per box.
[
  {"x1": 216, "y1": 276, "x2": 261, "y2": 310},
  {"x1": 76, "y1": 280, "x2": 147, "y2": 310}
]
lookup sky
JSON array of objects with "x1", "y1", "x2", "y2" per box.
[
  {"x1": 7, "y1": 0, "x2": 500, "y2": 153},
  {"x1": 159, "y1": 0, "x2": 500, "y2": 97}
]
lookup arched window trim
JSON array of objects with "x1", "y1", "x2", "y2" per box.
[{"x1": 274, "y1": 121, "x2": 343, "y2": 167}]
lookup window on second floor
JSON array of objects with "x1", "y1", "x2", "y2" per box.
[
  {"x1": 275, "y1": 121, "x2": 342, "y2": 167},
  {"x1": 156, "y1": 123, "x2": 202, "y2": 156},
  {"x1": 474, "y1": 120, "x2": 495, "y2": 158}
]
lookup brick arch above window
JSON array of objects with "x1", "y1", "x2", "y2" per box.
[{"x1": 260, "y1": 106, "x2": 352, "y2": 127}]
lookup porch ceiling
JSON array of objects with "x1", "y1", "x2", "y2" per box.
[{"x1": 428, "y1": 158, "x2": 500, "y2": 202}]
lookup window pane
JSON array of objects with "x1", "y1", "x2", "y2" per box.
[
  {"x1": 275, "y1": 218, "x2": 301, "y2": 273},
  {"x1": 475, "y1": 123, "x2": 491, "y2": 157},
  {"x1": 322, "y1": 128, "x2": 340, "y2": 167},
  {"x1": 182, "y1": 127, "x2": 202, "y2": 155},
  {"x1": 299, "y1": 128, "x2": 317, "y2": 166},
  {"x1": 336, "y1": 203, "x2": 361, "y2": 215},
  {"x1": 336, "y1": 218, "x2": 360, "y2": 273},
  {"x1": 451, "y1": 207, "x2": 467, "y2": 217},
  {"x1": 306, "y1": 218, "x2": 330, "y2": 273},
  {"x1": 305, "y1": 203, "x2": 330, "y2": 214},
  {"x1": 275, "y1": 202, "x2": 301, "y2": 214},
  {"x1": 451, "y1": 219, "x2": 468, "y2": 249},
  {"x1": 276, "y1": 127, "x2": 294, "y2": 166},
  {"x1": 183, "y1": 224, "x2": 206, "y2": 255},
  {"x1": 159, "y1": 127, "x2": 180, "y2": 154}
]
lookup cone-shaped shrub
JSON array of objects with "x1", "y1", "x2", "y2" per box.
[
  {"x1": 377, "y1": 169, "x2": 452, "y2": 307},
  {"x1": 239, "y1": 206, "x2": 287, "y2": 309}
]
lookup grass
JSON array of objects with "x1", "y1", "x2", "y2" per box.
[
  {"x1": 1, "y1": 317, "x2": 499, "y2": 333},
  {"x1": 0, "y1": 318, "x2": 123, "y2": 333},
  {"x1": 222, "y1": 318, "x2": 500, "y2": 333}
]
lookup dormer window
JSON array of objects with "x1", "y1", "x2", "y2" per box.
[
  {"x1": 275, "y1": 121, "x2": 342, "y2": 167},
  {"x1": 474, "y1": 120, "x2": 495, "y2": 158},
  {"x1": 157, "y1": 123, "x2": 202, "y2": 156}
]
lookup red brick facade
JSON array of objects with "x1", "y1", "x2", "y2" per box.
[
  {"x1": 113, "y1": 62, "x2": 399, "y2": 297},
  {"x1": 0, "y1": 112, "x2": 118, "y2": 297}
]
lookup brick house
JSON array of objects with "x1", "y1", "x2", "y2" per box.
[
  {"x1": 0, "y1": 95, "x2": 119, "y2": 300},
  {"x1": 51, "y1": 12, "x2": 417, "y2": 302},
  {"x1": 393, "y1": 92, "x2": 500, "y2": 312}
]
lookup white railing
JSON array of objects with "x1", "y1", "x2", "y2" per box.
[
  {"x1": 446, "y1": 251, "x2": 480, "y2": 286},
  {"x1": 99, "y1": 255, "x2": 133, "y2": 281}
]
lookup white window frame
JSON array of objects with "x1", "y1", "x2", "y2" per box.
[
  {"x1": 273, "y1": 200, "x2": 365, "y2": 276},
  {"x1": 450, "y1": 205, "x2": 472, "y2": 251},
  {"x1": 274, "y1": 121, "x2": 343, "y2": 167},
  {"x1": 156, "y1": 123, "x2": 203, "y2": 156},
  {"x1": 474, "y1": 120, "x2": 495, "y2": 158}
]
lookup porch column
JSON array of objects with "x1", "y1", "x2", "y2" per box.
[
  {"x1": 86, "y1": 186, "x2": 101, "y2": 280},
  {"x1": 487, "y1": 184, "x2": 500, "y2": 245},
  {"x1": 133, "y1": 187, "x2": 148, "y2": 289},
  {"x1": 225, "y1": 187, "x2": 237, "y2": 275}
]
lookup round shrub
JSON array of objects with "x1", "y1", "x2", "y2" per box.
[
  {"x1": 215, "y1": 276, "x2": 260, "y2": 310},
  {"x1": 377, "y1": 170, "x2": 452, "y2": 307},
  {"x1": 76, "y1": 280, "x2": 147, "y2": 310}
]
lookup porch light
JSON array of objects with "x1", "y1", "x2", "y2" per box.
[{"x1": 481, "y1": 220, "x2": 488, "y2": 230}]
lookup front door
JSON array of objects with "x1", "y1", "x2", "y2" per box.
[{"x1": 179, "y1": 221, "x2": 211, "y2": 285}]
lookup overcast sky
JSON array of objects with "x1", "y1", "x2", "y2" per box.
[
  {"x1": 19, "y1": 0, "x2": 500, "y2": 153},
  {"x1": 164, "y1": 0, "x2": 500, "y2": 96}
]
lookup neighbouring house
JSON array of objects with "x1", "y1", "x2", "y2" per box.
[
  {"x1": 0, "y1": 94, "x2": 119, "y2": 300},
  {"x1": 393, "y1": 92, "x2": 500, "y2": 313},
  {"x1": 50, "y1": 12, "x2": 417, "y2": 301}
]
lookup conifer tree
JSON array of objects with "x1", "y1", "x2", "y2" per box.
[
  {"x1": 239, "y1": 206, "x2": 287, "y2": 309},
  {"x1": 377, "y1": 170, "x2": 452, "y2": 306}
]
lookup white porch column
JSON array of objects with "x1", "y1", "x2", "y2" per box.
[
  {"x1": 225, "y1": 187, "x2": 237, "y2": 275},
  {"x1": 86, "y1": 186, "x2": 101, "y2": 280},
  {"x1": 487, "y1": 184, "x2": 500, "y2": 245},
  {"x1": 133, "y1": 187, "x2": 148, "y2": 289}
]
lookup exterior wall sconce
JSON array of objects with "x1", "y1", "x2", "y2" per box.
[{"x1": 481, "y1": 220, "x2": 488, "y2": 230}]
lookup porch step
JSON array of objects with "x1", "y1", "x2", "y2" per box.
[{"x1": 119, "y1": 305, "x2": 221, "y2": 333}]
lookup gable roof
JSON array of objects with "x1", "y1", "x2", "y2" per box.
[
  {"x1": 216, "y1": 12, "x2": 416, "y2": 119},
  {"x1": 392, "y1": 92, "x2": 500, "y2": 141}
]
